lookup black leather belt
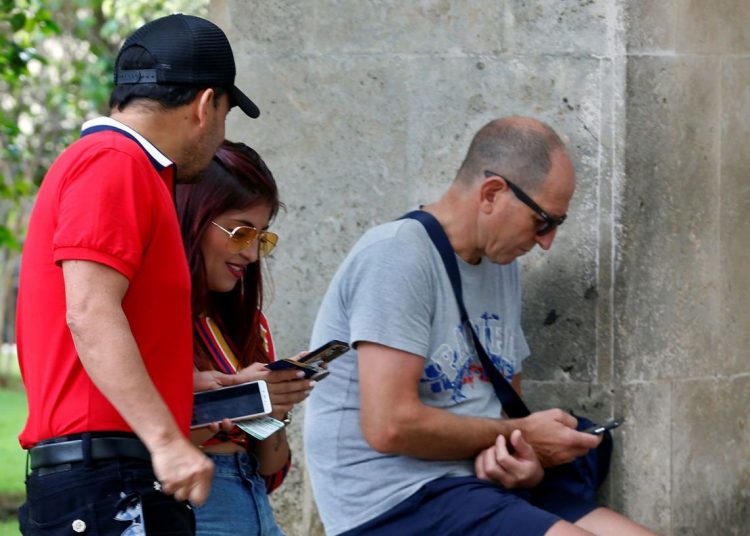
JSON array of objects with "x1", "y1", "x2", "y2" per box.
[{"x1": 29, "y1": 436, "x2": 150, "y2": 470}]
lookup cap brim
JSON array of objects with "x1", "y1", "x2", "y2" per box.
[{"x1": 229, "y1": 86, "x2": 260, "y2": 118}]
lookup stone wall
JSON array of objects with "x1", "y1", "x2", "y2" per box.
[
  {"x1": 612, "y1": 2, "x2": 750, "y2": 534},
  {"x1": 211, "y1": 1, "x2": 749, "y2": 534}
]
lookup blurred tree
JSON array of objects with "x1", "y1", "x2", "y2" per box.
[{"x1": 0, "y1": 0, "x2": 209, "y2": 379}]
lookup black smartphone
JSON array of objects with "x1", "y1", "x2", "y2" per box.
[
  {"x1": 299, "y1": 340, "x2": 350, "y2": 365},
  {"x1": 191, "y1": 380, "x2": 272, "y2": 428},
  {"x1": 266, "y1": 340, "x2": 350, "y2": 379},
  {"x1": 582, "y1": 417, "x2": 624, "y2": 435}
]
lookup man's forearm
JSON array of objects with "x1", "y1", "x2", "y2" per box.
[
  {"x1": 366, "y1": 403, "x2": 599, "y2": 467},
  {"x1": 69, "y1": 307, "x2": 185, "y2": 452},
  {"x1": 364, "y1": 401, "x2": 523, "y2": 460},
  {"x1": 358, "y1": 342, "x2": 526, "y2": 460}
]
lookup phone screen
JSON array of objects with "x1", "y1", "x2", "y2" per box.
[
  {"x1": 299, "y1": 340, "x2": 350, "y2": 365},
  {"x1": 192, "y1": 381, "x2": 268, "y2": 428},
  {"x1": 265, "y1": 340, "x2": 350, "y2": 376}
]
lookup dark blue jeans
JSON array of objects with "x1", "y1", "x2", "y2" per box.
[{"x1": 20, "y1": 457, "x2": 195, "y2": 535}]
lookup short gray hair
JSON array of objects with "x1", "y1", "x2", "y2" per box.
[{"x1": 456, "y1": 117, "x2": 566, "y2": 192}]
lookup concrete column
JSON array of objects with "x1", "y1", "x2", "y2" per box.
[{"x1": 211, "y1": 1, "x2": 750, "y2": 534}]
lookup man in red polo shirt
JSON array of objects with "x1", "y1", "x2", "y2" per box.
[{"x1": 16, "y1": 14, "x2": 261, "y2": 535}]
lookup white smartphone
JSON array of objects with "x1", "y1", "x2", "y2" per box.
[{"x1": 191, "y1": 380, "x2": 272, "y2": 429}]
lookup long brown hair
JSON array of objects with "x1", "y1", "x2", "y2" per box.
[{"x1": 175, "y1": 140, "x2": 282, "y2": 369}]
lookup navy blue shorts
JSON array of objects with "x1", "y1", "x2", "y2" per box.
[{"x1": 342, "y1": 475, "x2": 599, "y2": 536}]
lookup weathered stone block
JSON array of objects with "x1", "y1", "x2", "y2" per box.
[
  {"x1": 610, "y1": 382, "x2": 671, "y2": 534},
  {"x1": 625, "y1": 0, "x2": 677, "y2": 52},
  {"x1": 617, "y1": 56, "x2": 722, "y2": 381},
  {"x1": 675, "y1": 0, "x2": 750, "y2": 53},
  {"x1": 719, "y1": 58, "x2": 750, "y2": 376},
  {"x1": 622, "y1": 0, "x2": 750, "y2": 55},
  {"x1": 503, "y1": 0, "x2": 611, "y2": 55},
  {"x1": 523, "y1": 381, "x2": 613, "y2": 423},
  {"x1": 312, "y1": 0, "x2": 507, "y2": 55},
  {"x1": 220, "y1": 0, "x2": 611, "y2": 56},
  {"x1": 213, "y1": 0, "x2": 313, "y2": 55},
  {"x1": 671, "y1": 377, "x2": 750, "y2": 534}
]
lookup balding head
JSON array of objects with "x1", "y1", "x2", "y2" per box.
[{"x1": 455, "y1": 117, "x2": 567, "y2": 193}]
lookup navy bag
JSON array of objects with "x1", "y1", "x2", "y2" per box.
[
  {"x1": 542, "y1": 414, "x2": 613, "y2": 501},
  {"x1": 402, "y1": 210, "x2": 612, "y2": 502}
]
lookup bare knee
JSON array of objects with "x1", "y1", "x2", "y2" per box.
[
  {"x1": 575, "y1": 507, "x2": 657, "y2": 536},
  {"x1": 545, "y1": 519, "x2": 595, "y2": 536}
]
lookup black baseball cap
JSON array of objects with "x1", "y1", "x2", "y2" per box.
[{"x1": 114, "y1": 14, "x2": 259, "y2": 118}]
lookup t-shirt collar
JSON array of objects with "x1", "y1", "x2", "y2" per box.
[{"x1": 80, "y1": 117, "x2": 173, "y2": 172}]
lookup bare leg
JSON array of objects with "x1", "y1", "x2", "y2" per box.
[
  {"x1": 545, "y1": 520, "x2": 596, "y2": 535},
  {"x1": 575, "y1": 507, "x2": 657, "y2": 536}
]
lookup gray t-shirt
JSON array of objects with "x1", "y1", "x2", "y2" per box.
[{"x1": 304, "y1": 218, "x2": 530, "y2": 535}]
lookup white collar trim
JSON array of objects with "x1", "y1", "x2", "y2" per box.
[{"x1": 81, "y1": 117, "x2": 173, "y2": 169}]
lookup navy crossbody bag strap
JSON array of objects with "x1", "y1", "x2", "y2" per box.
[{"x1": 401, "y1": 210, "x2": 531, "y2": 418}]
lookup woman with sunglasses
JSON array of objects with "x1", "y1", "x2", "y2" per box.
[{"x1": 176, "y1": 140, "x2": 312, "y2": 535}]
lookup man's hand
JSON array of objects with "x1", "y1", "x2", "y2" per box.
[
  {"x1": 518, "y1": 409, "x2": 602, "y2": 467},
  {"x1": 150, "y1": 436, "x2": 214, "y2": 506},
  {"x1": 475, "y1": 429, "x2": 544, "y2": 489}
]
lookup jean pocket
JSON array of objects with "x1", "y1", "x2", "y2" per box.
[{"x1": 22, "y1": 502, "x2": 100, "y2": 536}]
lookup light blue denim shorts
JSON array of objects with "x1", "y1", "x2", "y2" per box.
[{"x1": 194, "y1": 452, "x2": 285, "y2": 536}]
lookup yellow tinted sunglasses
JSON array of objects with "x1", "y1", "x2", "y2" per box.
[{"x1": 211, "y1": 221, "x2": 279, "y2": 256}]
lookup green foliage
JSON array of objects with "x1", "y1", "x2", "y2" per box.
[{"x1": 0, "y1": 0, "x2": 210, "y2": 249}]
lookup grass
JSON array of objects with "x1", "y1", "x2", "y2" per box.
[
  {"x1": 0, "y1": 348, "x2": 25, "y2": 532},
  {"x1": 0, "y1": 386, "x2": 26, "y2": 494},
  {"x1": 0, "y1": 519, "x2": 18, "y2": 535}
]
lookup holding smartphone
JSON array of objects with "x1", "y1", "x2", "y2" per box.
[
  {"x1": 266, "y1": 340, "x2": 350, "y2": 380},
  {"x1": 191, "y1": 380, "x2": 272, "y2": 428},
  {"x1": 582, "y1": 417, "x2": 624, "y2": 435}
]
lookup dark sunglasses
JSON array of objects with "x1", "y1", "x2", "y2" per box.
[
  {"x1": 484, "y1": 170, "x2": 566, "y2": 236},
  {"x1": 211, "y1": 221, "x2": 279, "y2": 256}
]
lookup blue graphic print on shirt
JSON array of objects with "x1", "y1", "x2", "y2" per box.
[{"x1": 420, "y1": 312, "x2": 517, "y2": 402}]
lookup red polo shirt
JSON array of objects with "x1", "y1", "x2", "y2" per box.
[{"x1": 16, "y1": 117, "x2": 193, "y2": 448}]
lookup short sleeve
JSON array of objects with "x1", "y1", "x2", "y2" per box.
[
  {"x1": 343, "y1": 227, "x2": 436, "y2": 358},
  {"x1": 53, "y1": 148, "x2": 156, "y2": 280}
]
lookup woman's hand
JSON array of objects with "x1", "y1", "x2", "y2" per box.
[
  {"x1": 188, "y1": 417, "x2": 235, "y2": 446},
  {"x1": 234, "y1": 361, "x2": 273, "y2": 383},
  {"x1": 193, "y1": 369, "x2": 242, "y2": 392},
  {"x1": 265, "y1": 369, "x2": 315, "y2": 418},
  {"x1": 287, "y1": 351, "x2": 309, "y2": 362},
  {"x1": 474, "y1": 429, "x2": 544, "y2": 489},
  {"x1": 236, "y1": 360, "x2": 315, "y2": 419},
  {"x1": 190, "y1": 371, "x2": 242, "y2": 445}
]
